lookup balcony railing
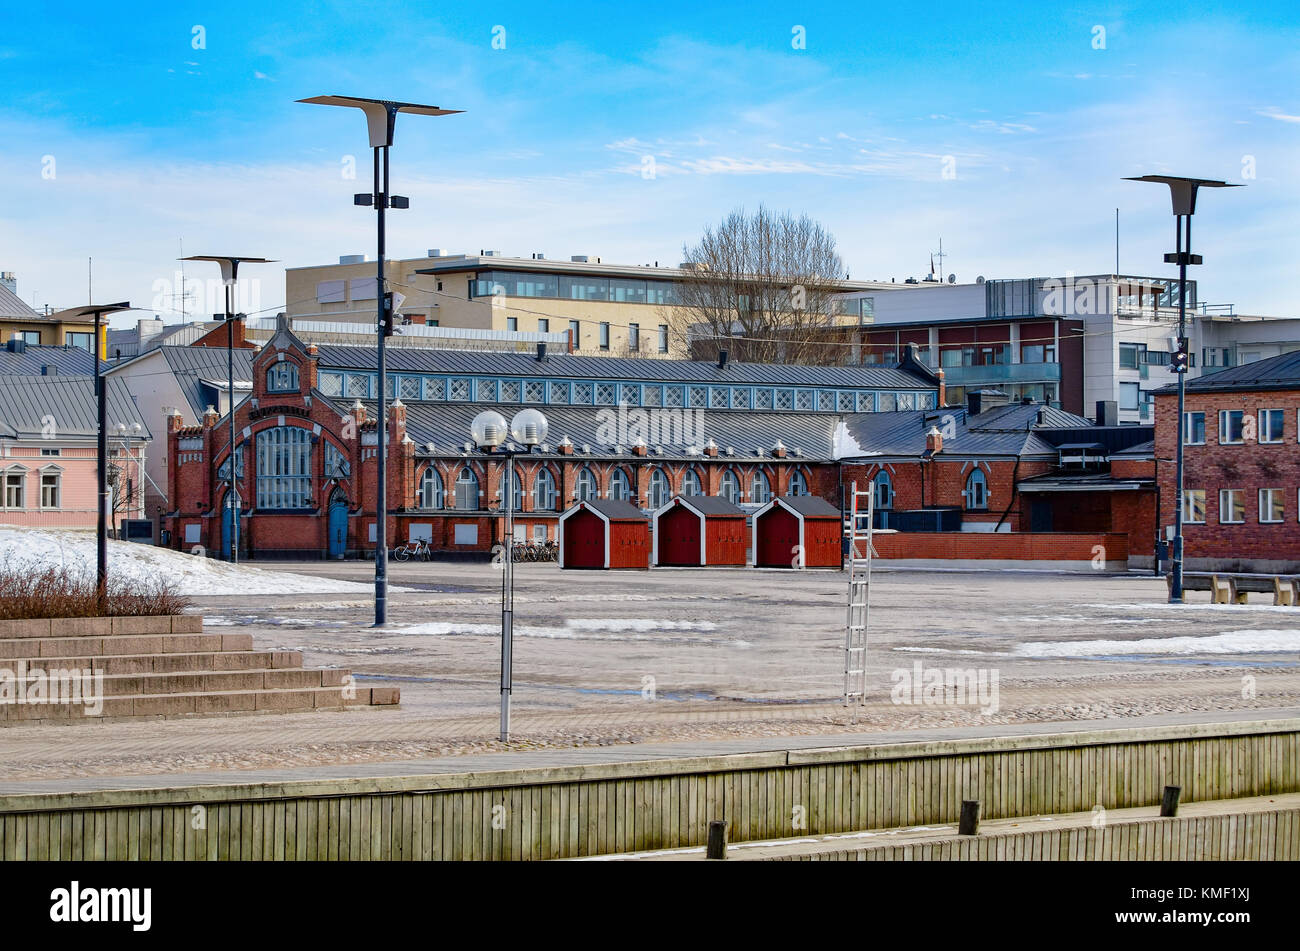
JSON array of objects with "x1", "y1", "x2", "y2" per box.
[{"x1": 937, "y1": 362, "x2": 1062, "y2": 386}]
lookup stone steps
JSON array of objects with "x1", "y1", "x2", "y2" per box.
[{"x1": 0, "y1": 615, "x2": 398, "y2": 725}]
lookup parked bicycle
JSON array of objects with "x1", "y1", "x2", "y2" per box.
[{"x1": 392, "y1": 539, "x2": 432, "y2": 562}]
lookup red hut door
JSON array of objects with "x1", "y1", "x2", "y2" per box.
[
  {"x1": 757, "y1": 507, "x2": 800, "y2": 568},
  {"x1": 658, "y1": 505, "x2": 701, "y2": 566},
  {"x1": 565, "y1": 510, "x2": 606, "y2": 568}
]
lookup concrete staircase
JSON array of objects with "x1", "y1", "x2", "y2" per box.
[{"x1": 0, "y1": 615, "x2": 398, "y2": 725}]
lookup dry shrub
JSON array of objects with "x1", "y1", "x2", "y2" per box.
[{"x1": 0, "y1": 560, "x2": 191, "y2": 619}]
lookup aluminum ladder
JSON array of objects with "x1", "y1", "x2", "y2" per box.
[{"x1": 844, "y1": 481, "x2": 874, "y2": 713}]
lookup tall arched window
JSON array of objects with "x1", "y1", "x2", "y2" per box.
[
  {"x1": 872, "y1": 470, "x2": 893, "y2": 510},
  {"x1": 533, "y1": 467, "x2": 557, "y2": 510},
  {"x1": 680, "y1": 467, "x2": 703, "y2": 496},
  {"x1": 419, "y1": 466, "x2": 443, "y2": 509},
  {"x1": 608, "y1": 468, "x2": 631, "y2": 502},
  {"x1": 750, "y1": 469, "x2": 772, "y2": 505},
  {"x1": 964, "y1": 468, "x2": 989, "y2": 510},
  {"x1": 266, "y1": 361, "x2": 299, "y2": 393},
  {"x1": 719, "y1": 468, "x2": 741, "y2": 504},
  {"x1": 497, "y1": 468, "x2": 522, "y2": 510},
  {"x1": 648, "y1": 468, "x2": 672, "y2": 509},
  {"x1": 575, "y1": 467, "x2": 597, "y2": 502},
  {"x1": 788, "y1": 469, "x2": 809, "y2": 497},
  {"x1": 255, "y1": 426, "x2": 312, "y2": 509},
  {"x1": 454, "y1": 465, "x2": 480, "y2": 510}
]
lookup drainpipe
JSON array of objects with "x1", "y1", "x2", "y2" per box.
[{"x1": 994, "y1": 456, "x2": 1021, "y2": 532}]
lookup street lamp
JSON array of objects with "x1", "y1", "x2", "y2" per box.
[
  {"x1": 299, "y1": 95, "x2": 463, "y2": 627},
  {"x1": 52, "y1": 302, "x2": 135, "y2": 609},
  {"x1": 471, "y1": 408, "x2": 548, "y2": 742},
  {"x1": 1124, "y1": 175, "x2": 1241, "y2": 604},
  {"x1": 181, "y1": 255, "x2": 274, "y2": 564}
]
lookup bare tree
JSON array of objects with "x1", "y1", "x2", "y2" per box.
[{"x1": 670, "y1": 206, "x2": 847, "y2": 365}]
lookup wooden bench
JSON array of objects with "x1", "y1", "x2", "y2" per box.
[{"x1": 1172, "y1": 572, "x2": 1300, "y2": 606}]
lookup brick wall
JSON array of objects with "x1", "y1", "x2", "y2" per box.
[
  {"x1": 842, "y1": 458, "x2": 1054, "y2": 530},
  {"x1": 1154, "y1": 386, "x2": 1300, "y2": 569},
  {"x1": 872, "y1": 531, "x2": 1128, "y2": 566}
]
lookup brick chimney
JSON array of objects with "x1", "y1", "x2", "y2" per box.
[
  {"x1": 557, "y1": 436, "x2": 574, "y2": 456},
  {"x1": 704, "y1": 438, "x2": 718, "y2": 458},
  {"x1": 202, "y1": 405, "x2": 219, "y2": 429},
  {"x1": 631, "y1": 438, "x2": 647, "y2": 457},
  {"x1": 925, "y1": 426, "x2": 943, "y2": 454},
  {"x1": 771, "y1": 440, "x2": 787, "y2": 459},
  {"x1": 936, "y1": 368, "x2": 947, "y2": 408}
]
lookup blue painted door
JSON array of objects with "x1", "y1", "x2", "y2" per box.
[
  {"x1": 328, "y1": 492, "x2": 348, "y2": 558},
  {"x1": 221, "y1": 494, "x2": 234, "y2": 560}
]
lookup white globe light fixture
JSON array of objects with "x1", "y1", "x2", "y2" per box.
[
  {"x1": 470, "y1": 410, "x2": 509, "y2": 449},
  {"x1": 510, "y1": 408, "x2": 549, "y2": 447}
]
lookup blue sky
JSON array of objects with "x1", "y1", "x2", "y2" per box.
[{"x1": 1, "y1": 0, "x2": 1298, "y2": 323}]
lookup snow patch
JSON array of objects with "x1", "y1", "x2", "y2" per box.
[{"x1": 1016, "y1": 628, "x2": 1300, "y2": 658}]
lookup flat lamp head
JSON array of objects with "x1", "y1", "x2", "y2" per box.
[
  {"x1": 1123, "y1": 175, "x2": 1242, "y2": 216},
  {"x1": 298, "y1": 95, "x2": 463, "y2": 148}
]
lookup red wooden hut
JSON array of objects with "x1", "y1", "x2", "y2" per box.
[
  {"x1": 751, "y1": 495, "x2": 843, "y2": 568},
  {"x1": 651, "y1": 495, "x2": 748, "y2": 567},
  {"x1": 558, "y1": 499, "x2": 651, "y2": 570}
]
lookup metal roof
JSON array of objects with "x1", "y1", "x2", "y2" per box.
[
  {"x1": 967, "y1": 402, "x2": 1094, "y2": 431},
  {"x1": 1156, "y1": 351, "x2": 1300, "y2": 394},
  {"x1": 316, "y1": 345, "x2": 933, "y2": 390},
  {"x1": 575, "y1": 499, "x2": 648, "y2": 521},
  {"x1": 1016, "y1": 472, "x2": 1154, "y2": 493},
  {"x1": 0, "y1": 374, "x2": 150, "y2": 440},
  {"x1": 380, "y1": 401, "x2": 841, "y2": 462},
  {"x1": 840, "y1": 408, "x2": 1061, "y2": 459},
  {"x1": 0, "y1": 283, "x2": 40, "y2": 321},
  {"x1": 0, "y1": 343, "x2": 98, "y2": 377},
  {"x1": 107, "y1": 345, "x2": 256, "y2": 418}
]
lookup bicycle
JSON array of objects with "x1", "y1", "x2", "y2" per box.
[{"x1": 392, "y1": 539, "x2": 432, "y2": 562}]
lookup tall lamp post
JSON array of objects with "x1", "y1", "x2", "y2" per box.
[
  {"x1": 299, "y1": 95, "x2": 463, "y2": 626},
  {"x1": 52, "y1": 302, "x2": 135, "y2": 608},
  {"x1": 1124, "y1": 175, "x2": 1241, "y2": 604},
  {"x1": 181, "y1": 256, "x2": 274, "y2": 563},
  {"x1": 471, "y1": 408, "x2": 548, "y2": 742}
]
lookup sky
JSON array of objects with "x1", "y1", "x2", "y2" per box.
[{"x1": 1, "y1": 0, "x2": 1298, "y2": 326}]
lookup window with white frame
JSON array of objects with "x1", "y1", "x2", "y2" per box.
[
  {"x1": 575, "y1": 467, "x2": 598, "y2": 502},
  {"x1": 1259, "y1": 488, "x2": 1284, "y2": 523},
  {"x1": 620, "y1": 383, "x2": 640, "y2": 406},
  {"x1": 424, "y1": 378, "x2": 446, "y2": 401},
  {"x1": 524, "y1": 381, "x2": 545, "y2": 403},
  {"x1": 399, "y1": 377, "x2": 420, "y2": 401},
  {"x1": 319, "y1": 372, "x2": 343, "y2": 397},
  {"x1": 419, "y1": 467, "x2": 443, "y2": 509},
  {"x1": 501, "y1": 380, "x2": 521, "y2": 403},
  {"x1": 648, "y1": 468, "x2": 671, "y2": 509},
  {"x1": 1219, "y1": 488, "x2": 1244, "y2": 524},
  {"x1": 643, "y1": 385, "x2": 662, "y2": 407},
  {"x1": 688, "y1": 386, "x2": 707, "y2": 408},
  {"x1": 40, "y1": 470, "x2": 60, "y2": 509},
  {"x1": 755, "y1": 389, "x2": 773, "y2": 410},
  {"x1": 255, "y1": 426, "x2": 313, "y2": 509},
  {"x1": 1259, "y1": 409, "x2": 1284, "y2": 443},
  {"x1": 680, "y1": 467, "x2": 702, "y2": 496},
  {"x1": 1182, "y1": 489, "x2": 1206, "y2": 524},
  {"x1": 964, "y1": 469, "x2": 988, "y2": 510},
  {"x1": 266, "y1": 361, "x2": 299, "y2": 393},
  {"x1": 1183, "y1": 412, "x2": 1206, "y2": 445},
  {"x1": 448, "y1": 378, "x2": 470, "y2": 401},
  {"x1": 1219, "y1": 410, "x2": 1244, "y2": 444},
  {"x1": 595, "y1": 383, "x2": 616, "y2": 405},
  {"x1": 454, "y1": 466, "x2": 480, "y2": 510},
  {"x1": 719, "y1": 469, "x2": 741, "y2": 504},
  {"x1": 533, "y1": 468, "x2": 557, "y2": 510},
  {"x1": 573, "y1": 382, "x2": 593, "y2": 404},
  {"x1": 347, "y1": 374, "x2": 371, "y2": 399},
  {"x1": 608, "y1": 468, "x2": 631, "y2": 502},
  {"x1": 731, "y1": 388, "x2": 750, "y2": 409},
  {"x1": 498, "y1": 469, "x2": 522, "y2": 510},
  {"x1": 750, "y1": 469, "x2": 771, "y2": 504},
  {"x1": 665, "y1": 386, "x2": 684, "y2": 408}
]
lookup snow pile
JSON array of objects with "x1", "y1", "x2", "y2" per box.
[
  {"x1": 1016, "y1": 628, "x2": 1300, "y2": 658},
  {"x1": 0, "y1": 526, "x2": 378, "y2": 596}
]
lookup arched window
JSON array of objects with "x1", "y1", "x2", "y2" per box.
[
  {"x1": 788, "y1": 469, "x2": 809, "y2": 497},
  {"x1": 497, "y1": 468, "x2": 522, "y2": 510},
  {"x1": 872, "y1": 470, "x2": 893, "y2": 510},
  {"x1": 750, "y1": 469, "x2": 772, "y2": 505},
  {"x1": 719, "y1": 468, "x2": 741, "y2": 504},
  {"x1": 533, "y1": 467, "x2": 557, "y2": 510},
  {"x1": 680, "y1": 467, "x2": 703, "y2": 497},
  {"x1": 266, "y1": 361, "x2": 299, "y2": 393},
  {"x1": 419, "y1": 466, "x2": 443, "y2": 509},
  {"x1": 575, "y1": 467, "x2": 598, "y2": 502},
  {"x1": 608, "y1": 468, "x2": 631, "y2": 502},
  {"x1": 648, "y1": 468, "x2": 672, "y2": 509},
  {"x1": 965, "y1": 468, "x2": 989, "y2": 510},
  {"x1": 454, "y1": 465, "x2": 480, "y2": 510},
  {"x1": 255, "y1": 426, "x2": 312, "y2": 509}
]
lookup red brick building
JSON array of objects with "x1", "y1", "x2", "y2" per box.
[
  {"x1": 1154, "y1": 351, "x2": 1300, "y2": 572},
  {"x1": 165, "y1": 319, "x2": 931, "y2": 559}
]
